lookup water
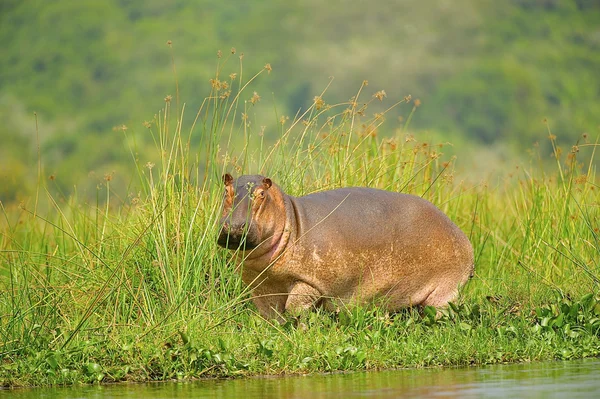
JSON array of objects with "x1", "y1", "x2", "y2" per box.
[{"x1": 3, "y1": 359, "x2": 600, "y2": 398}]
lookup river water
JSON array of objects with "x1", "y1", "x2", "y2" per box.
[{"x1": 3, "y1": 359, "x2": 600, "y2": 398}]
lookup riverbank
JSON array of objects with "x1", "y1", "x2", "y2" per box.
[
  {"x1": 1, "y1": 71, "x2": 598, "y2": 387},
  {"x1": 2, "y1": 296, "x2": 600, "y2": 387}
]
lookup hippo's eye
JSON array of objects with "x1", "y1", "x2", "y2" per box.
[{"x1": 251, "y1": 190, "x2": 265, "y2": 200}]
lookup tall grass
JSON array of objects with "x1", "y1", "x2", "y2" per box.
[{"x1": 0, "y1": 58, "x2": 599, "y2": 387}]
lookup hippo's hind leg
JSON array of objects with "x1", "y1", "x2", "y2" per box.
[
  {"x1": 285, "y1": 281, "x2": 322, "y2": 315},
  {"x1": 421, "y1": 280, "x2": 464, "y2": 308},
  {"x1": 423, "y1": 288, "x2": 456, "y2": 308}
]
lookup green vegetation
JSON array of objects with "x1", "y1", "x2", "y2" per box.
[
  {"x1": 1, "y1": 59, "x2": 599, "y2": 387},
  {"x1": 1, "y1": 0, "x2": 600, "y2": 204}
]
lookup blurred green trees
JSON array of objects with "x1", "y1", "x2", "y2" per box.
[{"x1": 1, "y1": 0, "x2": 599, "y2": 204}]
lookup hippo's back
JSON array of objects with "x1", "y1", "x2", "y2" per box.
[{"x1": 292, "y1": 187, "x2": 465, "y2": 248}]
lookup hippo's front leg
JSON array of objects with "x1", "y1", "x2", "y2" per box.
[
  {"x1": 251, "y1": 293, "x2": 287, "y2": 322},
  {"x1": 285, "y1": 281, "x2": 322, "y2": 315}
]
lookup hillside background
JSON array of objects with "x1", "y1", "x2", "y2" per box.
[{"x1": 1, "y1": 0, "x2": 599, "y2": 204}]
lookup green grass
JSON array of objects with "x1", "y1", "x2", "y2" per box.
[{"x1": 0, "y1": 61, "x2": 599, "y2": 387}]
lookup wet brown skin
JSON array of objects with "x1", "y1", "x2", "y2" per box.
[{"x1": 218, "y1": 174, "x2": 474, "y2": 320}]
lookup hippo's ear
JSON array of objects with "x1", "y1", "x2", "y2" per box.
[
  {"x1": 223, "y1": 173, "x2": 234, "y2": 186},
  {"x1": 262, "y1": 178, "x2": 272, "y2": 190}
]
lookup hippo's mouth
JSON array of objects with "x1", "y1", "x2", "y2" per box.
[{"x1": 217, "y1": 233, "x2": 258, "y2": 250}]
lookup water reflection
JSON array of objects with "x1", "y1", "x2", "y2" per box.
[{"x1": 4, "y1": 359, "x2": 600, "y2": 399}]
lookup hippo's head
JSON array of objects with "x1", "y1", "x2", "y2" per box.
[{"x1": 217, "y1": 173, "x2": 274, "y2": 250}]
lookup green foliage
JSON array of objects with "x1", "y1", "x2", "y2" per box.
[
  {"x1": 1, "y1": 60, "x2": 599, "y2": 387},
  {"x1": 432, "y1": 59, "x2": 546, "y2": 144},
  {"x1": 424, "y1": 0, "x2": 600, "y2": 148},
  {"x1": 1, "y1": 0, "x2": 600, "y2": 205}
]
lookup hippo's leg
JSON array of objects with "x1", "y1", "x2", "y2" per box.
[
  {"x1": 421, "y1": 284, "x2": 459, "y2": 308},
  {"x1": 285, "y1": 281, "x2": 322, "y2": 315},
  {"x1": 251, "y1": 294, "x2": 287, "y2": 321}
]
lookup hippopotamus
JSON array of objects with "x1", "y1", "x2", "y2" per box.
[{"x1": 217, "y1": 174, "x2": 474, "y2": 320}]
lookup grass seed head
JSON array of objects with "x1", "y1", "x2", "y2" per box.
[
  {"x1": 575, "y1": 175, "x2": 587, "y2": 185},
  {"x1": 384, "y1": 138, "x2": 397, "y2": 151},
  {"x1": 314, "y1": 96, "x2": 325, "y2": 110},
  {"x1": 374, "y1": 90, "x2": 386, "y2": 101},
  {"x1": 210, "y1": 79, "x2": 222, "y2": 90},
  {"x1": 552, "y1": 146, "x2": 562, "y2": 158},
  {"x1": 112, "y1": 124, "x2": 128, "y2": 132}
]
